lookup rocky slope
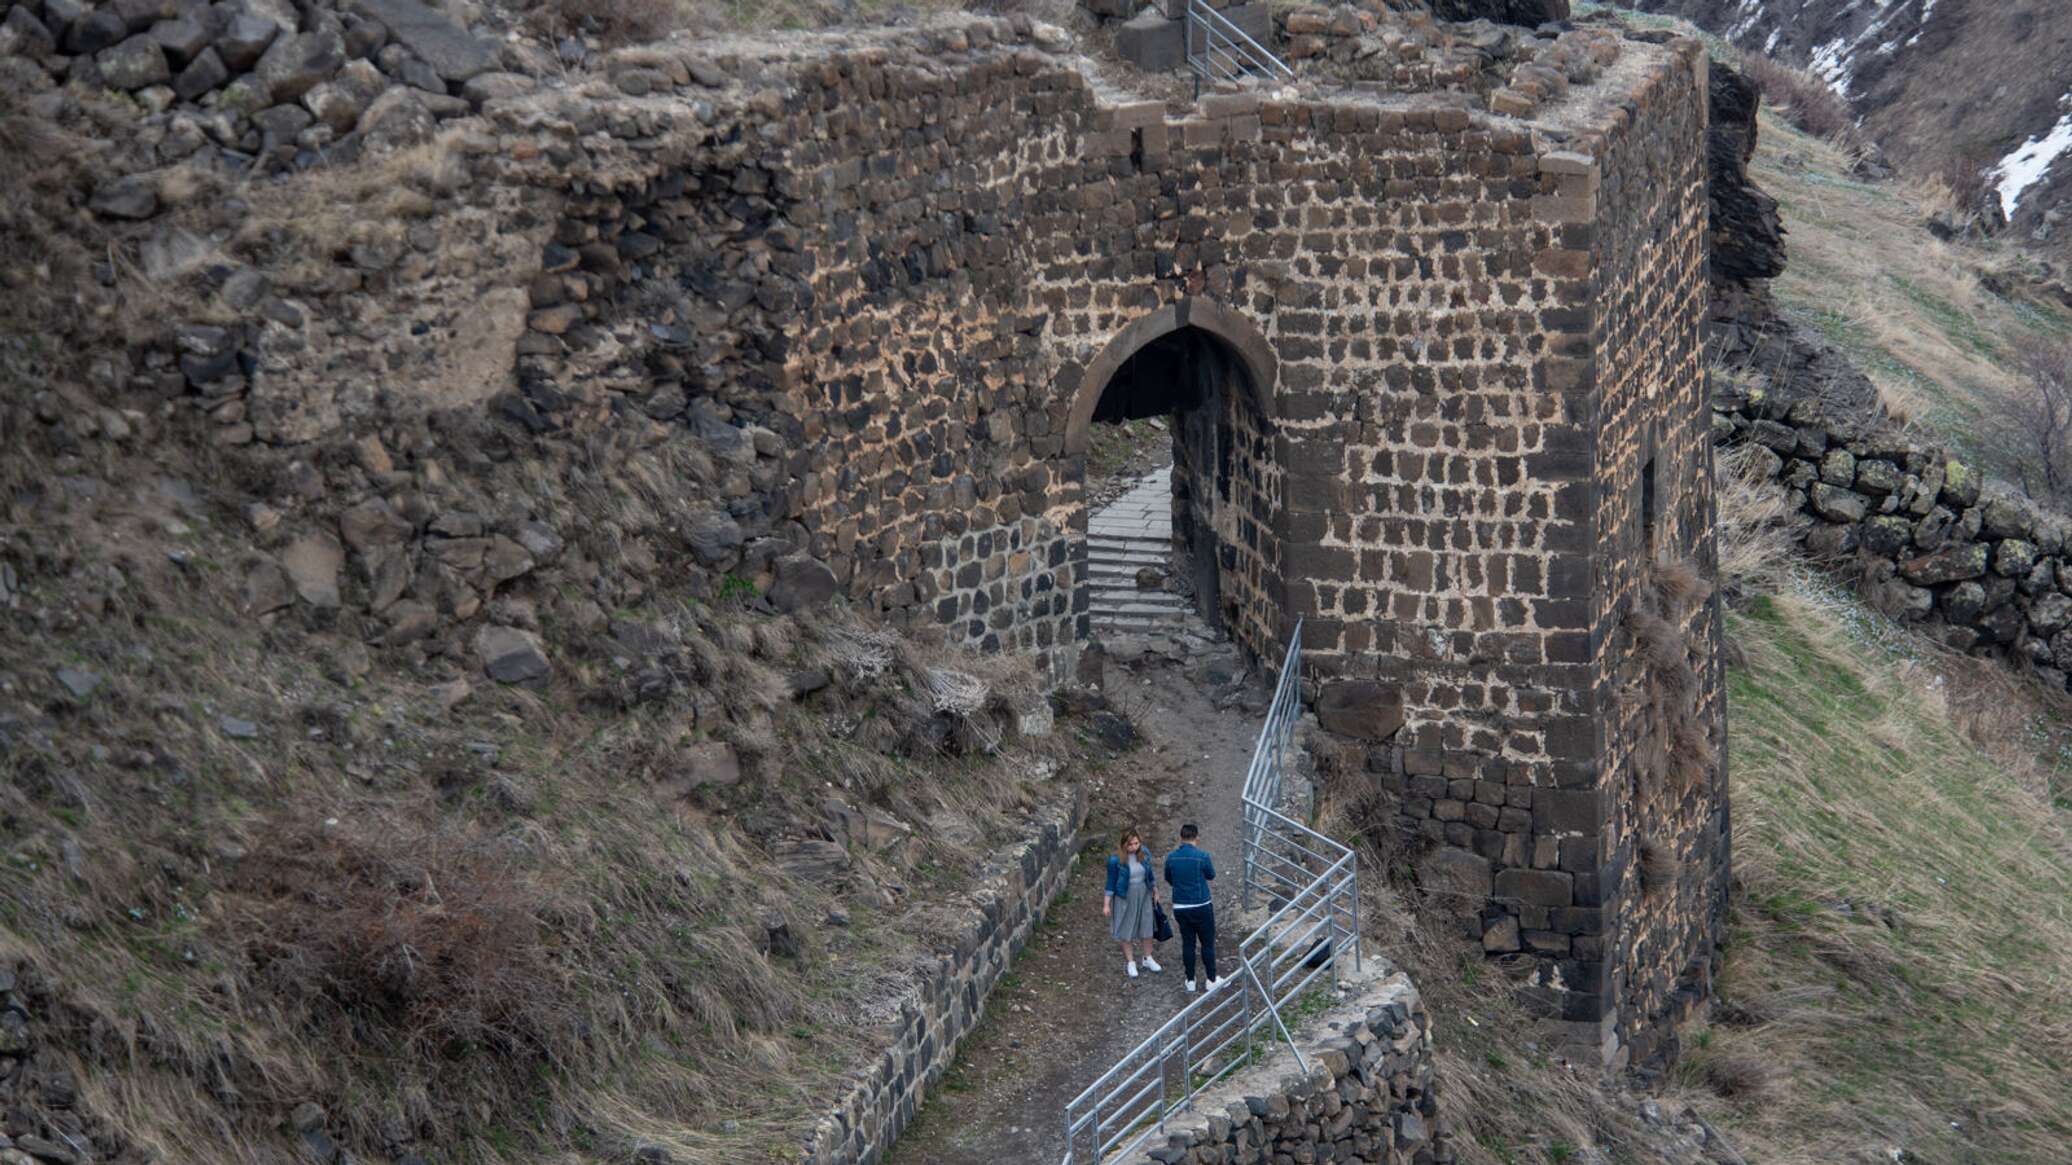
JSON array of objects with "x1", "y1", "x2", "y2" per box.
[
  {"x1": 0, "y1": 5, "x2": 1114, "y2": 1164},
  {"x1": 1627, "y1": 0, "x2": 2072, "y2": 259}
]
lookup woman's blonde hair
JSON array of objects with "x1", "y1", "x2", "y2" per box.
[{"x1": 1116, "y1": 828, "x2": 1145, "y2": 862}]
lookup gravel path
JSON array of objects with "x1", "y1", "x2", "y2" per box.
[{"x1": 885, "y1": 665, "x2": 1262, "y2": 1165}]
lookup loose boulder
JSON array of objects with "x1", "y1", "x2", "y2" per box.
[
  {"x1": 346, "y1": 0, "x2": 496, "y2": 83},
  {"x1": 475, "y1": 625, "x2": 549, "y2": 684}
]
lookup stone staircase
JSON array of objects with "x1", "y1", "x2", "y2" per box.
[{"x1": 1086, "y1": 468, "x2": 1193, "y2": 636}]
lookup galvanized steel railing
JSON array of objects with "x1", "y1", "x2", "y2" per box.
[
  {"x1": 1060, "y1": 618, "x2": 1363, "y2": 1163},
  {"x1": 1184, "y1": 0, "x2": 1295, "y2": 88}
]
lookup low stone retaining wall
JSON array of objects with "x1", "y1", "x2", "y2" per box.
[
  {"x1": 1121, "y1": 967, "x2": 1450, "y2": 1165},
  {"x1": 1713, "y1": 377, "x2": 2072, "y2": 682},
  {"x1": 801, "y1": 786, "x2": 1086, "y2": 1165}
]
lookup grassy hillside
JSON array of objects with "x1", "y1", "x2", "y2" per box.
[
  {"x1": 1697, "y1": 582, "x2": 2072, "y2": 1164},
  {"x1": 1346, "y1": 461, "x2": 2072, "y2": 1165},
  {"x1": 1752, "y1": 116, "x2": 2072, "y2": 484}
]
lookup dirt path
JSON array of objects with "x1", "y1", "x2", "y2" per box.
[{"x1": 885, "y1": 662, "x2": 1262, "y2": 1165}]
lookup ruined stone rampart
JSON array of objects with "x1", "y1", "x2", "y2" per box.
[
  {"x1": 1116, "y1": 968, "x2": 1446, "y2": 1165},
  {"x1": 500, "y1": 20, "x2": 1724, "y2": 1070},
  {"x1": 17, "y1": 1, "x2": 1728, "y2": 1083},
  {"x1": 804, "y1": 788, "x2": 1084, "y2": 1165}
]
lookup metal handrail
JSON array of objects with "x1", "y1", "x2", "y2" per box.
[
  {"x1": 1061, "y1": 618, "x2": 1366, "y2": 1163},
  {"x1": 1183, "y1": 0, "x2": 1294, "y2": 87}
]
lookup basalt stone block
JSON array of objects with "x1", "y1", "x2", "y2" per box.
[
  {"x1": 1115, "y1": 10, "x2": 1183, "y2": 72},
  {"x1": 1994, "y1": 539, "x2": 2038, "y2": 577},
  {"x1": 1900, "y1": 542, "x2": 1989, "y2": 585},
  {"x1": 255, "y1": 28, "x2": 346, "y2": 102},
  {"x1": 98, "y1": 34, "x2": 171, "y2": 89},
  {"x1": 1941, "y1": 459, "x2": 1981, "y2": 508},
  {"x1": 1942, "y1": 580, "x2": 1986, "y2": 625},
  {"x1": 1494, "y1": 868, "x2": 1572, "y2": 907},
  {"x1": 1316, "y1": 679, "x2": 1404, "y2": 739},
  {"x1": 173, "y1": 46, "x2": 230, "y2": 101},
  {"x1": 217, "y1": 11, "x2": 281, "y2": 70},
  {"x1": 1853, "y1": 459, "x2": 1901, "y2": 495},
  {"x1": 1861, "y1": 515, "x2": 1912, "y2": 558},
  {"x1": 1808, "y1": 482, "x2": 1868, "y2": 523},
  {"x1": 347, "y1": 0, "x2": 496, "y2": 82}
]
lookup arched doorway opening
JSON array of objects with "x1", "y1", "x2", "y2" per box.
[{"x1": 1065, "y1": 301, "x2": 1280, "y2": 654}]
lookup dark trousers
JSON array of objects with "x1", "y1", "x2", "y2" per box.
[{"x1": 1175, "y1": 904, "x2": 1217, "y2": 981}]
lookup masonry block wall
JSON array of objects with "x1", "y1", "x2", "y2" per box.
[
  {"x1": 1578, "y1": 44, "x2": 1728, "y2": 1071},
  {"x1": 515, "y1": 22, "x2": 1723, "y2": 1068},
  {"x1": 1327, "y1": 39, "x2": 1725, "y2": 1072}
]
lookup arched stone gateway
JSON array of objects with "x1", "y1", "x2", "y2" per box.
[
  {"x1": 1062, "y1": 299, "x2": 1287, "y2": 658},
  {"x1": 577, "y1": 27, "x2": 1728, "y2": 1076}
]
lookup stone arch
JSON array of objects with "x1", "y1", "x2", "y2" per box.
[{"x1": 1063, "y1": 298, "x2": 1278, "y2": 456}]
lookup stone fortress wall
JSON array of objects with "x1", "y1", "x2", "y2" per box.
[
  {"x1": 509, "y1": 18, "x2": 1724, "y2": 1072},
  {"x1": 18, "y1": 0, "x2": 1729, "y2": 1092}
]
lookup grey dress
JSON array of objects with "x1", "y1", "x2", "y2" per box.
[{"x1": 1109, "y1": 856, "x2": 1156, "y2": 941}]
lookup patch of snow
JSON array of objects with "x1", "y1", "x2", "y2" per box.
[
  {"x1": 1810, "y1": 36, "x2": 1854, "y2": 98},
  {"x1": 1764, "y1": 28, "x2": 1782, "y2": 55},
  {"x1": 1992, "y1": 107, "x2": 2072, "y2": 219},
  {"x1": 1905, "y1": 0, "x2": 1937, "y2": 48}
]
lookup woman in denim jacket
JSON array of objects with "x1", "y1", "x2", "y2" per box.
[{"x1": 1103, "y1": 827, "x2": 1163, "y2": 978}]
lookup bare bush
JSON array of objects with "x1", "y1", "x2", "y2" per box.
[
  {"x1": 1716, "y1": 442, "x2": 1799, "y2": 601},
  {"x1": 2016, "y1": 339, "x2": 2072, "y2": 503},
  {"x1": 527, "y1": 0, "x2": 688, "y2": 46},
  {"x1": 1738, "y1": 53, "x2": 1858, "y2": 145},
  {"x1": 232, "y1": 820, "x2": 575, "y2": 1063}
]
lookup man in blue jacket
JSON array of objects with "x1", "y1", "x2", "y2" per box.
[{"x1": 1163, "y1": 823, "x2": 1219, "y2": 992}]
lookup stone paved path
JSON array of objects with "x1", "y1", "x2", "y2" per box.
[
  {"x1": 1086, "y1": 467, "x2": 1191, "y2": 637},
  {"x1": 883, "y1": 640, "x2": 1261, "y2": 1165}
]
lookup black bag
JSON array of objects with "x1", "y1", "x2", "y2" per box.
[{"x1": 1152, "y1": 902, "x2": 1172, "y2": 943}]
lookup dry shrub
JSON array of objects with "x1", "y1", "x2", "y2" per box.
[
  {"x1": 1697, "y1": 1044, "x2": 1776, "y2": 1102},
  {"x1": 231, "y1": 819, "x2": 574, "y2": 1064},
  {"x1": 1738, "y1": 52, "x2": 1858, "y2": 145},
  {"x1": 1626, "y1": 558, "x2": 1716, "y2": 798},
  {"x1": 1715, "y1": 442, "x2": 1799, "y2": 602},
  {"x1": 529, "y1": 0, "x2": 688, "y2": 46},
  {"x1": 1638, "y1": 834, "x2": 1675, "y2": 896}
]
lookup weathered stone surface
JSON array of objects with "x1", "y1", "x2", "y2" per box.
[
  {"x1": 679, "y1": 741, "x2": 741, "y2": 788},
  {"x1": 474, "y1": 625, "x2": 549, "y2": 684},
  {"x1": 98, "y1": 34, "x2": 171, "y2": 89},
  {"x1": 242, "y1": 559, "x2": 294, "y2": 616},
  {"x1": 346, "y1": 0, "x2": 495, "y2": 82},
  {"x1": 1114, "y1": 9, "x2": 1183, "y2": 72},
  {"x1": 217, "y1": 10, "x2": 281, "y2": 70},
  {"x1": 89, "y1": 175, "x2": 159, "y2": 220},
  {"x1": 1, "y1": 7, "x2": 56, "y2": 57},
  {"x1": 254, "y1": 28, "x2": 346, "y2": 102},
  {"x1": 1431, "y1": 0, "x2": 1571, "y2": 25},
  {"x1": 1316, "y1": 680, "x2": 1405, "y2": 739},
  {"x1": 301, "y1": 59, "x2": 385, "y2": 132},
  {"x1": 769, "y1": 555, "x2": 838, "y2": 612},
  {"x1": 460, "y1": 70, "x2": 535, "y2": 105},
  {"x1": 1899, "y1": 543, "x2": 1990, "y2": 585},
  {"x1": 1994, "y1": 539, "x2": 2038, "y2": 578},
  {"x1": 281, "y1": 533, "x2": 344, "y2": 608},
  {"x1": 1808, "y1": 482, "x2": 1868, "y2": 523},
  {"x1": 1494, "y1": 868, "x2": 1572, "y2": 907},
  {"x1": 339, "y1": 500, "x2": 413, "y2": 552},
  {"x1": 172, "y1": 46, "x2": 230, "y2": 100}
]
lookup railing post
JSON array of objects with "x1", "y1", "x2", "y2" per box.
[{"x1": 1350, "y1": 853, "x2": 1363, "y2": 973}]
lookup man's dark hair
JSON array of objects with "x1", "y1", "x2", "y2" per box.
[{"x1": 1180, "y1": 823, "x2": 1199, "y2": 840}]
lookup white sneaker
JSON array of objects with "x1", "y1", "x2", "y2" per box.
[
  {"x1": 1126, "y1": 961, "x2": 1139, "y2": 978},
  {"x1": 1206, "y1": 975, "x2": 1222, "y2": 991},
  {"x1": 1141, "y1": 956, "x2": 1163, "y2": 973},
  {"x1": 1182, "y1": 978, "x2": 1195, "y2": 994}
]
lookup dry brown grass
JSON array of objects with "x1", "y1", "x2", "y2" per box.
[
  {"x1": 1708, "y1": 585, "x2": 2072, "y2": 1163},
  {"x1": 0, "y1": 457, "x2": 1067, "y2": 1165},
  {"x1": 1737, "y1": 53, "x2": 1858, "y2": 146},
  {"x1": 1714, "y1": 439, "x2": 1800, "y2": 602}
]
